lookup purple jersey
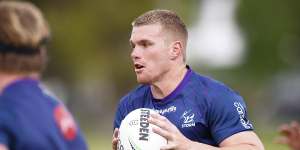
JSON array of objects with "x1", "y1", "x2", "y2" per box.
[
  {"x1": 0, "y1": 79, "x2": 88, "y2": 150},
  {"x1": 114, "y1": 67, "x2": 253, "y2": 146}
]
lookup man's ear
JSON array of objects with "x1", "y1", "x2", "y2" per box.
[{"x1": 169, "y1": 41, "x2": 183, "y2": 60}]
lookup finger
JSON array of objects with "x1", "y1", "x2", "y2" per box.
[
  {"x1": 112, "y1": 138, "x2": 118, "y2": 150},
  {"x1": 160, "y1": 143, "x2": 175, "y2": 150},
  {"x1": 149, "y1": 117, "x2": 170, "y2": 131},
  {"x1": 112, "y1": 136, "x2": 119, "y2": 144},
  {"x1": 113, "y1": 128, "x2": 119, "y2": 138},
  {"x1": 152, "y1": 125, "x2": 172, "y2": 140},
  {"x1": 150, "y1": 114, "x2": 173, "y2": 130},
  {"x1": 151, "y1": 113, "x2": 166, "y2": 121},
  {"x1": 112, "y1": 128, "x2": 119, "y2": 150}
]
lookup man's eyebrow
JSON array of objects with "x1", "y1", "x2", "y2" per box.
[
  {"x1": 137, "y1": 39, "x2": 152, "y2": 44},
  {"x1": 129, "y1": 39, "x2": 153, "y2": 47}
]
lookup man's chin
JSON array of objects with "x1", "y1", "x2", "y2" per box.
[{"x1": 136, "y1": 77, "x2": 150, "y2": 84}]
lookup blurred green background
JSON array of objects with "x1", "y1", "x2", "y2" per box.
[{"x1": 25, "y1": 0, "x2": 300, "y2": 149}]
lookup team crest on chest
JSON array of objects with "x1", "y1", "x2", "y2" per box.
[{"x1": 181, "y1": 109, "x2": 196, "y2": 128}]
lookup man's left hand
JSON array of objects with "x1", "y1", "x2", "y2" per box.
[{"x1": 148, "y1": 113, "x2": 193, "y2": 150}]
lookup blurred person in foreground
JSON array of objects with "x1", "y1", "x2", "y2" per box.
[
  {"x1": 0, "y1": 1, "x2": 87, "y2": 150},
  {"x1": 277, "y1": 121, "x2": 300, "y2": 150},
  {"x1": 112, "y1": 9, "x2": 264, "y2": 150}
]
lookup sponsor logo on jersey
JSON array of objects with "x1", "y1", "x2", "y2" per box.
[
  {"x1": 234, "y1": 102, "x2": 253, "y2": 129},
  {"x1": 54, "y1": 104, "x2": 77, "y2": 140},
  {"x1": 181, "y1": 109, "x2": 196, "y2": 128},
  {"x1": 155, "y1": 106, "x2": 177, "y2": 115}
]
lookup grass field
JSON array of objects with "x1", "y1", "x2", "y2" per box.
[{"x1": 84, "y1": 126, "x2": 290, "y2": 150}]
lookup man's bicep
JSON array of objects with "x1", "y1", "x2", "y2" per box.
[
  {"x1": 208, "y1": 89, "x2": 254, "y2": 144},
  {"x1": 219, "y1": 131, "x2": 264, "y2": 149}
]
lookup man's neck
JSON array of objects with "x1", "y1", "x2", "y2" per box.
[
  {"x1": 0, "y1": 73, "x2": 39, "y2": 94},
  {"x1": 150, "y1": 65, "x2": 188, "y2": 99}
]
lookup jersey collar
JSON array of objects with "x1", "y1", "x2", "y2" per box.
[{"x1": 151, "y1": 65, "x2": 193, "y2": 104}]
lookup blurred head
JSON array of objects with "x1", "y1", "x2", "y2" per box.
[
  {"x1": 0, "y1": 1, "x2": 50, "y2": 75},
  {"x1": 130, "y1": 9, "x2": 188, "y2": 84}
]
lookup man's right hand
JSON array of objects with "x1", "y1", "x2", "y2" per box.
[{"x1": 112, "y1": 128, "x2": 119, "y2": 150}]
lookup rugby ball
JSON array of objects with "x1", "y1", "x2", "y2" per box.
[{"x1": 118, "y1": 108, "x2": 167, "y2": 150}]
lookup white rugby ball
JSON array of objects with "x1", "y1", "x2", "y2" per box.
[{"x1": 118, "y1": 108, "x2": 167, "y2": 150}]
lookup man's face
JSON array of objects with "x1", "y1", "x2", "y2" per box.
[{"x1": 129, "y1": 24, "x2": 172, "y2": 84}]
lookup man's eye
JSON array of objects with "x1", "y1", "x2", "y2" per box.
[
  {"x1": 130, "y1": 43, "x2": 135, "y2": 49},
  {"x1": 142, "y1": 43, "x2": 147, "y2": 47},
  {"x1": 142, "y1": 42, "x2": 152, "y2": 48}
]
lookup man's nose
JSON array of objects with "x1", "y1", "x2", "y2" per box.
[{"x1": 131, "y1": 47, "x2": 140, "y2": 60}]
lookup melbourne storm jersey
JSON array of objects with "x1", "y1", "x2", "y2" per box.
[
  {"x1": 0, "y1": 78, "x2": 88, "y2": 150},
  {"x1": 114, "y1": 68, "x2": 254, "y2": 146}
]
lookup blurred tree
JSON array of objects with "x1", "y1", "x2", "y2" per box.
[
  {"x1": 26, "y1": 0, "x2": 300, "y2": 125},
  {"x1": 237, "y1": 0, "x2": 300, "y2": 81},
  {"x1": 39, "y1": 0, "x2": 157, "y2": 91}
]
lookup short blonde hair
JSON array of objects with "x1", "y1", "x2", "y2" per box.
[
  {"x1": 0, "y1": 1, "x2": 50, "y2": 73},
  {"x1": 132, "y1": 10, "x2": 188, "y2": 62}
]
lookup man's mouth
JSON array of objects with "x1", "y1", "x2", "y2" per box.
[{"x1": 134, "y1": 64, "x2": 145, "y2": 72}]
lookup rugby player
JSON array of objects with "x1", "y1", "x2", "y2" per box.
[
  {"x1": 0, "y1": 1, "x2": 87, "y2": 149},
  {"x1": 112, "y1": 9, "x2": 264, "y2": 150}
]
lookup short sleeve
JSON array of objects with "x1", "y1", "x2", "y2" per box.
[
  {"x1": 113, "y1": 96, "x2": 129, "y2": 129},
  {"x1": 208, "y1": 89, "x2": 253, "y2": 144},
  {"x1": 0, "y1": 109, "x2": 14, "y2": 147}
]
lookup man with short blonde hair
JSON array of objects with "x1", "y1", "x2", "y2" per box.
[
  {"x1": 113, "y1": 9, "x2": 264, "y2": 150},
  {"x1": 0, "y1": 1, "x2": 87, "y2": 149},
  {"x1": 0, "y1": 1, "x2": 49, "y2": 73},
  {"x1": 132, "y1": 9, "x2": 188, "y2": 62}
]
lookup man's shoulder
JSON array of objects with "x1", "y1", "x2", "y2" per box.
[
  {"x1": 190, "y1": 71, "x2": 228, "y2": 90},
  {"x1": 115, "y1": 84, "x2": 150, "y2": 118},
  {"x1": 119, "y1": 84, "x2": 149, "y2": 104},
  {"x1": 190, "y1": 71, "x2": 239, "y2": 98}
]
